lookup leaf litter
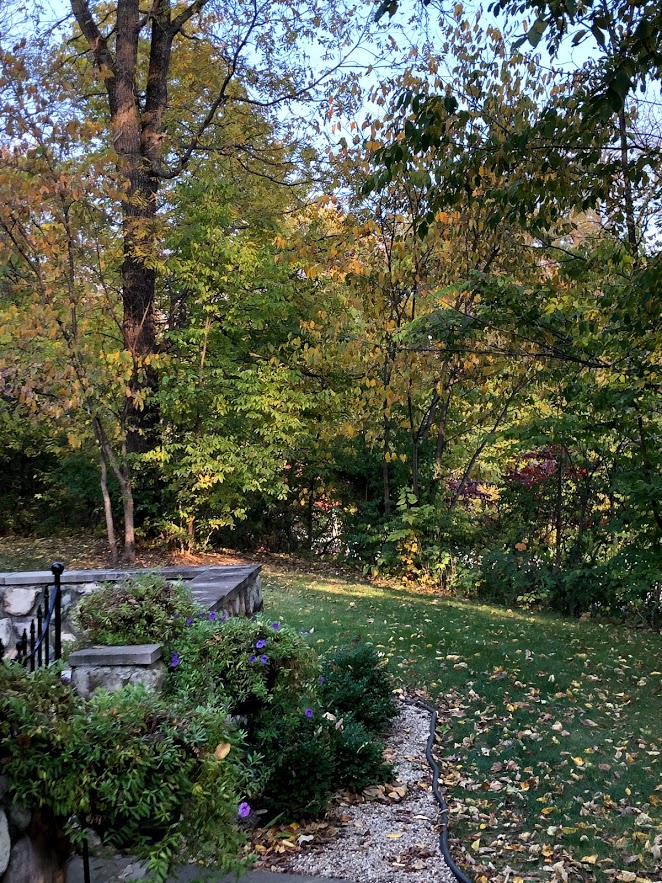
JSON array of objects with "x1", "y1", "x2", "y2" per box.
[{"x1": 250, "y1": 701, "x2": 456, "y2": 882}]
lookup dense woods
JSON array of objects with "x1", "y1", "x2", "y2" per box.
[{"x1": 0, "y1": 0, "x2": 660, "y2": 623}]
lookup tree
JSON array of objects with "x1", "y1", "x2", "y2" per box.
[{"x1": 0, "y1": 0, "x2": 394, "y2": 561}]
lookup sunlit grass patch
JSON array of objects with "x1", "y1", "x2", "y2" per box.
[{"x1": 262, "y1": 567, "x2": 662, "y2": 883}]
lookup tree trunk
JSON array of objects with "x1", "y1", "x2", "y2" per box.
[
  {"x1": 307, "y1": 481, "x2": 315, "y2": 553},
  {"x1": 554, "y1": 448, "x2": 564, "y2": 568},
  {"x1": 382, "y1": 416, "x2": 392, "y2": 516},
  {"x1": 118, "y1": 468, "x2": 136, "y2": 565},
  {"x1": 98, "y1": 451, "x2": 118, "y2": 565}
]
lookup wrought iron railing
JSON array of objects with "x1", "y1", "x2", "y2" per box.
[{"x1": 13, "y1": 562, "x2": 64, "y2": 669}]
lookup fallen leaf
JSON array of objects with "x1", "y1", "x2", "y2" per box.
[{"x1": 214, "y1": 742, "x2": 231, "y2": 760}]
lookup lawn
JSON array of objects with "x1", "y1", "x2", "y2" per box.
[{"x1": 261, "y1": 567, "x2": 662, "y2": 883}]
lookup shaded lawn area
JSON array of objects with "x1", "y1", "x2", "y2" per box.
[{"x1": 262, "y1": 568, "x2": 662, "y2": 883}]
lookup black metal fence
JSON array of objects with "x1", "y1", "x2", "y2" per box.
[{"x1": 0, "y1": 562, "x2": 64, "y2": 668}]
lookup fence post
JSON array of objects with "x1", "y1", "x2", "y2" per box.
[{"x1": 52, "y1": 561, "x2": 64, "y2": 662}]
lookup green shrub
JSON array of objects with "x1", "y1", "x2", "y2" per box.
[
  {"x1": 74, "y1": 572, "x2": 199, "y2": 647},
  {"x1": 251, "y1": 707, "x2": 335, "y2": 819},
  {"x1": 168, "y1": 614, "x2": 319, "y2": 714},
  {"x1": 320, "y1": 642, "x2": 397, "y2": 733},
  {"x1": 0, "y1": 664, "x2": 250, "y2": 881},
  {"x1": 477, "y1": 547, "x2": 557, "y2": 608},
  {"x1": 330, "y1": 713, "x2": 393, "y2": 791}
]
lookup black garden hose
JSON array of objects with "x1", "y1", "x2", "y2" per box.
[{"x1": 402, "y1": 698, "x2": 473, "y2": 883}]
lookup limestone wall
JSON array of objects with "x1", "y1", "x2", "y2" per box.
[{"x1": 0, "y1": 564, "x2": 262, "y2": 660}]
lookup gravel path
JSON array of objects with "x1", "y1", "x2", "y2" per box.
[{"x1": 275, "y1": 703, "x2": 457, "y2": 883}]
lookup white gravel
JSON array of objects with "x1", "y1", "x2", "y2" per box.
[{"x1": 280, "y1": 703, "x2": 457, "y2": 883}]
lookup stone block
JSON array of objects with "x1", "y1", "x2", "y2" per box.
[
  {"x1": 70, "y1": 659, "x2": 165, "y2": 700},
  {"x1": 7, "y1": 803, "x2": 31, "y2": 835},
  {"x1": 0, "y1": 618, "x2": 12, "y2": 657},
  {"x1": 3, "y1": 834, "x2": 55, "y2": 883},
  {"x1": 68, "y1": 644, "x2": 161, "y2": 667},
  {"x1": 3, "y1": 588, "x2": 40, "y2": 617},
  {"x1": 1, "y1": 572, "x2": 50, "y2": 586},
  {"x1": 0, "y1": 808, "x2": 10, "y2": 876}
]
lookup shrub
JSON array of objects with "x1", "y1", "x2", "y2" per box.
[
  {"x1": 320, "y1": 642, "x2": 398, "y2": 733},
  {"x1": 330, "y1": 713, "x2": 393, "y2": 791},
  {"x1": 0, "y1": 664, "x2": 251, "y2": 882},
  {"x1": 74, "y1": 572, "x2": 199, "y2": 647},
  {"x1": 168, "y1": 614, "x2": 319, "y2": 715},
  {"x1": 477, "y1": 547, "x2": 557, "y2": 608},
  {"x1": 251, "y1": 707, "x2": 335, "y2": 818}
]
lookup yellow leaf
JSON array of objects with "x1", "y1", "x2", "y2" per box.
[
  {"x1": 580, "y1": 854, "x2": 598, "y2": 864},
  {"x1": 471, "y1": 839, "x2": 481, "y2": 850},
  {"x1": 386, "y1": 833, "x2": 403, "y2": 839},
  {"x1": 572, "y1": 756, "x2": 585, "y2": 766},
  {"x1": 214, "y1": 742, "x2": 231, "y2": 760}
]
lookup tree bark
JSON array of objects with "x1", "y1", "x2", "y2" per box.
[{"x1": 98, "y1": 450, "x2": 118, "y2": 564}]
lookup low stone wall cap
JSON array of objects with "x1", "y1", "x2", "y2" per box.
[{"x1": 68, "y1": 644, "x2": 162, "y2": 667}]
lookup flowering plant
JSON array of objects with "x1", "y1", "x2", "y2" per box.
[{"x1": 167, "y1": 614, "x2": 319, "y2": 713}]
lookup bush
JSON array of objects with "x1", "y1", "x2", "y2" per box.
[
  {"x1": 168, "y1": 614, "x2": 319, "y2": 715},
  {"x1": 75, "y1": 572, "x2": 199, "y2": 647},
  {"x1": 0, "y1": 664, "x2": 251, "y2": 881},
  {"x1": 320, "y1": 642, "x2": 398, "y2": 733},
  {"x1": 251, "y1": 708, "x2": 335, "y2": 818},
  {"x1": 330, "y1": 713, "x2": 393, "y2": 791},
  {"x1": 477, "y1": 547, "x2": 557, "y2": 608}
]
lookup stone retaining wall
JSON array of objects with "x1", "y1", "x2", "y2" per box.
[
  {"x1": 0, "y1": 777, "x2": 62, "y2": 883},
  {"x1": 0, "y1": 564, "x2": 262, "y2": 660}
]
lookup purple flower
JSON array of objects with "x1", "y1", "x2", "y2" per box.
[
  {"x1": 305, "y1": 707, "x2": 314, "y2": 718},
  {"x1": 255, "y1": 639, "x2": 268, "y2": 650},
  {"x1": 319, "y1": 676, "x2": 326, "y2": 685},
  {"x1": 170, "y1": 652, "x2": 180, "y2": 668},
  {"x1": 260, "y1": 654, "x2": 268, "y2": 665},
  {"x1": 271, "y1": 622, "x2": 280, "y2": 630},
  {"x1": 174, "y1": 613, "x2": 180, "y2": 619},
  {"x1": 238, "y1": 802, "x2": 251, "y2": 818},
  {"x1": 220, "y1": 613, "x2": 228, "y2": 623},
  {"x1": 249, "y1": 654, "x2": 257, "y2": 663},
  {"x1": 186, "y1": 617, "x2": 193, "y2": 627},
  {"x1": 209, "y1": 611, "x2": 217, "y2": 621}
]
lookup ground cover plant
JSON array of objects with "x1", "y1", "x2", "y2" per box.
[
  {"x1": 75, "y1": 572, "x2": 199, "y2": 648},
  {"x1": 261, "y1": 566, "x2": 662, "y2": 883}
]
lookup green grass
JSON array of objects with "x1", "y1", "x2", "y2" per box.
[
  {"x1": 262, "y1": 568, "x2": 662, "y2": 883},
  {"x1": 0, "y1": 535, "x2": 107, "y2": 572}
]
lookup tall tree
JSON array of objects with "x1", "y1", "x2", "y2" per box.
[
  {"x1": 0, "y1": 0, "x2": 392, "y2": 561},
  {"x1": 65, "y1": 0, "x2": 377, "y2": 449}
]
